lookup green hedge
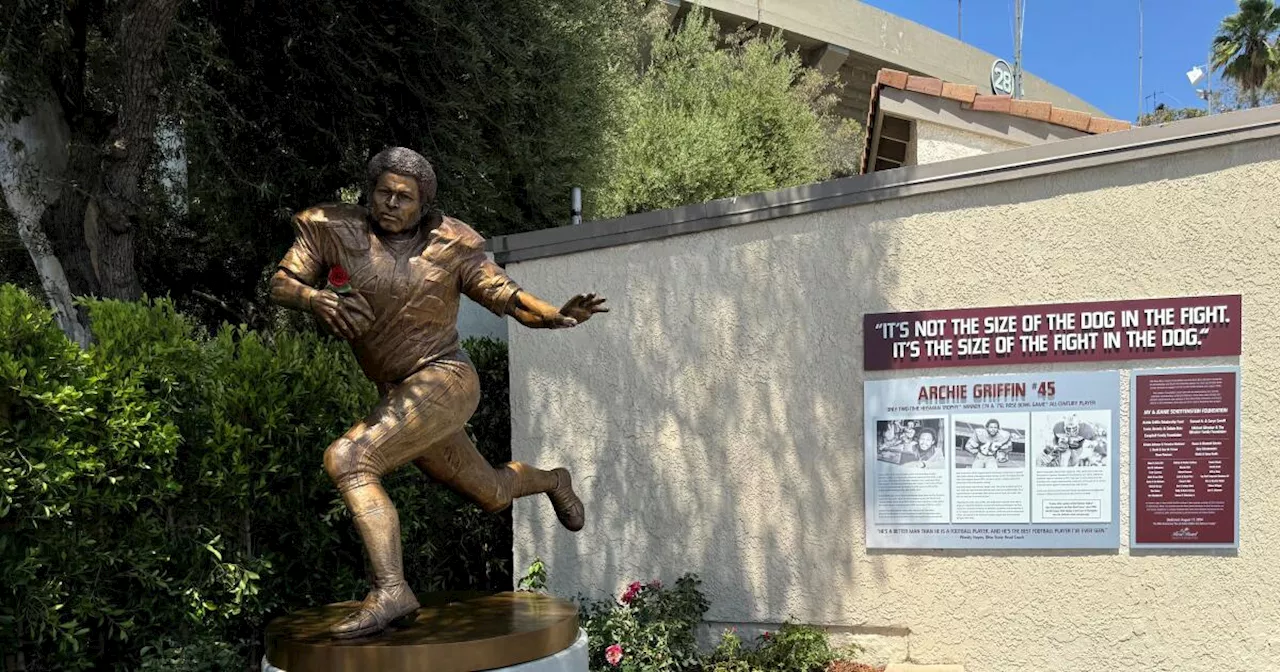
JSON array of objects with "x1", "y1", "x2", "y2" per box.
[{"x1": 0, "y1": 284, "x2": 512, "y2": 671}]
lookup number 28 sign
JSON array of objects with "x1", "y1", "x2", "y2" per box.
[{"x1": 991, "y1": 59, "x2": 1015, "y2": 96}]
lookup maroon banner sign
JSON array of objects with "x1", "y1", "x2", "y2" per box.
[
  {"x1": 863, "y1": 295, "x2": 1241, "y2": 371},
  {"x1": 1132, "y1": 368, "x2": 1240, "y2": 548}
]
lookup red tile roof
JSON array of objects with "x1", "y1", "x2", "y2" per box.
[{"x1": 862, "y1": 68, "x2": 1133, "y2": 173}]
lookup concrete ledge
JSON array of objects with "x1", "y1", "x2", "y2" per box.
[{"x1": 884, "y1": 665, "x2": 965, "y2": 672}]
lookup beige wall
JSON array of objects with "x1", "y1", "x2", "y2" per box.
[
  {"x1": 502, "y1": 133, "x2": 1280, "y2": 671},
  {"x1": 913, "y1": 120, "x2": 1024, "y2": 165}
]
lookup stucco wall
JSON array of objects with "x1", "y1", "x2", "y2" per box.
[
  {"x1": 913, "y1": 120, "x2": 1025, "y2": 165},
  {"x1": 502, "y1": 135, "x2": 1280, "y2": 671}
]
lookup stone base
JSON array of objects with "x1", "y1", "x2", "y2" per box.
[
  {"x1": 488, "y1": 628, "x2": 588, "y2": 672},
  {"x1": 263, "y1": 591, "x2": 583, "y2": 672},
  {"x1": 263, "y1": 629, "x2": 588, "y2": 672}
]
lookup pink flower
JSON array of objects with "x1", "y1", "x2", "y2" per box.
[
  {"x1": 605, "y1": 643, "x2": 624, "y2": 666},
  {"x1": 762, "y1": 631, "x2": 772, "y2": 640},
  {"x1": 621, "y1": 581, "x2": 642, "y2": 604}
]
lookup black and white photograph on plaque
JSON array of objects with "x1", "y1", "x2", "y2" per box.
[
  {"x1": 875, "y1": 419, "x2": 946, "y2": 469},
  {"x1": 1032, "y1": 411, "x2": 1111, "y2": 467},
  {"x1": 953, "y1": 414, "x2": 1027, "y2": 469}
]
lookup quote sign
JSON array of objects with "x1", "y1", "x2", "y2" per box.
[{"x1": 864, "y1": 295, "x2": 1241, "y2": 371}]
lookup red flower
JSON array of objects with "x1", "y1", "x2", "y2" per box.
[
  {"x1": 762, "y1": 631, "x2": 772, "y2": 640},
  {"x1": 605, "y1": 643, "x2": 624, "y2": 666},
  {"x1": 327, "y1": 265, "x2": 353, "y2": 294},
  {"x1": 621, "y1": 581, "x2": 642, "y2": 605}
]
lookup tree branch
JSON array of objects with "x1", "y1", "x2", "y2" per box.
[{"x1": 192, "y1": 289, "x2": 250, "y2": 325}]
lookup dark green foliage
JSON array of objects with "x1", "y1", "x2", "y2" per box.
[
  {"x1": 1, "y1": 0, "x2": 640, "y2": 323},
  {"x1": 0, "y1": 284, "x2": 513, "y2": 670},
  {"x1": 0, "y1": 207, "x2": 36, "y2": 293},
  {"x1": 142, "y1": 0, "x2": 641, "y2": 318},
  {"x1": 136, "y1": 639, "x2": 244, "y2": 672}
]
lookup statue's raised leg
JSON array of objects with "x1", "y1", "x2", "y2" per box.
[{"x1": 414, "y1": 429, "x2": 584, "y2": 531}]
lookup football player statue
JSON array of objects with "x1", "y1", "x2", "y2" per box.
[{"x1": 268, "y1": 147, "x2": 608, "y2": 639}]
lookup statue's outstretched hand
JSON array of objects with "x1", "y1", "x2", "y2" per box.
[{"x1": 553, "y1": 293, "x2": 608, "y2": 328}]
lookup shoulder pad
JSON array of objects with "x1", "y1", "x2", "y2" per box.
[
  {"x1": 294, "y1": 203, "x2": 370, "y2": 228},
  {"x1": 292, "y1": 203, "x2": 371, "y2": 252},
  {"x1": 434, "y1": 216, "x2": 487, "y2": 250}
]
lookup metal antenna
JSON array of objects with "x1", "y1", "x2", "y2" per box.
[
  {"x1": 1013, "y1": 0, "x2": 1024, "y2": 98},
  {"x1": 1138, "y1": 0, "x2": 1144, "y2": 117}
]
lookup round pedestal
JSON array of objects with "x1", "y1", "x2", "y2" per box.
[{"x1": 263, "y1": 591, "x2": 581, "y2": 672}]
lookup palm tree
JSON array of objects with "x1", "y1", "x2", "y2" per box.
[{"x1": 1212, "y1": 0, "x2": 1280, "y2": 108}]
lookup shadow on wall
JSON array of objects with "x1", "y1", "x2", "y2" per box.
[
  {"x1": 505, "y1": 133, "x2": 1271, "y2": 626},
  {"x1": 506, "y1": 177, "x2": 905, "y2": 623}
]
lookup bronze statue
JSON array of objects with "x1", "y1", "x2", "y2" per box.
[{"x1": 268, "y1": 147, "x2": 607, "y2": 640}]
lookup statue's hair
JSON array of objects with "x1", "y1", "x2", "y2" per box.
[{"x1": 366, "y1": 147, "x2": 438, "y2": 205}]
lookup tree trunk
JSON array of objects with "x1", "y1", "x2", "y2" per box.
[
  {"x1": 42, "y1": 127, "x2": 104, "y2": 299},
  {"x1": 93, "y1": 0, "x2": 181, "y2": 300},
  {"x1": 14, "y1": 208, "x2": 90, "y2": 347},
  {"x1": 0, "y1": 87, "x2": 93, "y2": 347}
]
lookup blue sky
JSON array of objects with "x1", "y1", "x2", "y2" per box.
[{"x1": 859, "y1": 0, "x2": 1244, "y2": 121}]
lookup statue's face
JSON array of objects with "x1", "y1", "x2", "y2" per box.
[{"x1": 371, "y1": 172, "x2": 421, "y2": 233}]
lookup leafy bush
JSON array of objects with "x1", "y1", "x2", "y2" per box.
[
  {"x1": 582, "y1": 575, "x2": 710, "y2": 672},
  {"x1": 516, "y1": 556, "x2": 549, "y2": 593},
  {"x1": 579, "y1": 572, "x2": 864, "y2": 672},
  {"x1": 588, "y1": 5, "x2": 864, "y2": 220},
  {"x1": 136, "y1": 638, "x2": 243, "y2": 672},
  {"x1": 0, "y1": 284, "x2": 513, "y2": 670},
  {"x1": 705, "y1": 623, "x2": 848, "y2": 672}
]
